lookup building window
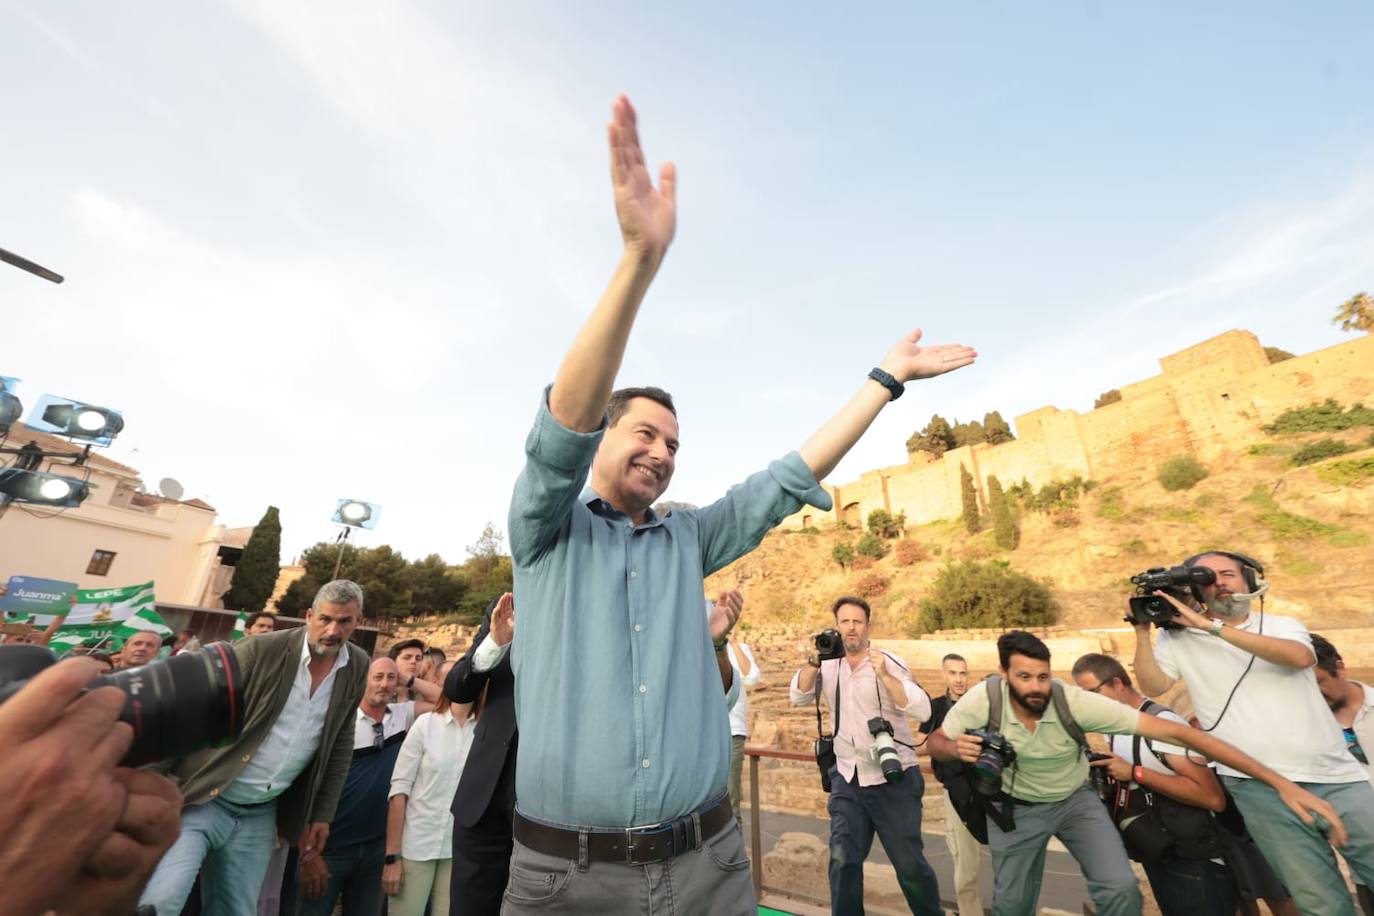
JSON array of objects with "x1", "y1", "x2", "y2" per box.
[{"x1": 87, "y1": 550, "x2": 117, "y2": 576}]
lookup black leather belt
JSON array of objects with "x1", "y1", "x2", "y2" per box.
[{"x1": 513, "y1": 795, "x2": 734, "y2": 866}]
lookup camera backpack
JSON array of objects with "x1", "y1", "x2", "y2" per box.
[{"x1": 947, "y1": 674, "x2": 1089, "y2": 844}]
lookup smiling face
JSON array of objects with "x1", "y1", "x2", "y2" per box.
[
  {"x1": 590, "y1": 396, "x2": 679, "y2": 521},
  {"x1": 364, "y1": 658, "x2": 400, "y2": 709}
]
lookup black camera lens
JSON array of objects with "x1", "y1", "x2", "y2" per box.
[
  {"x1": 972, "y1": 749, "x2": 1006, "y2": 796},
  {"x1": 0, "y1": 642, "x2": 244, "y2": 767}
]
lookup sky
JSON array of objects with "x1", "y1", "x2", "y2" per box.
[{"x1": 3, "y1": 1, "x2": 1373, "y2": 564}]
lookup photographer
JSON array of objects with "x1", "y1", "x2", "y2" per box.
[
  {"x1": 790, "y1": 596, "x2": 941, "y2": 916},
  {"x1": 1131, "y1": 552, "x2": 1374, "y2": 915},
  {"x1": 927, "y1": 630, "x2": 1345, "y2": 916},
  {"x1": 0, "y1": 654, "x2": 182, "y2": 916},
  {"x1": 1071, "y1": 653, "x2": 1233, "y2": 915}
]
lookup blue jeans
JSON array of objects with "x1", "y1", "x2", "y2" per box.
[
  {"x1": 138, "y1": 798, "x2": 277, "y2": 916},
  {"x1": 1141, "y1": 856, "x2": 1236, "y2": 916},
  {"x1": 297, "y1": 836, "x2": 387, "y2": 916},
  {"x1": 827, "y1": 766, "x2": 942, "y2": 916},
  {"x1": 1224, "y1": 776, "x2": 1374, "y2": 916}
]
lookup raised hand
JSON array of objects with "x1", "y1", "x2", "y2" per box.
[
  {"x1": 708, "y1": 589, "x2": 744, "y2": 644},
  {"x1": 878, "y1": 329, "x2": 977, "y2": 383},
  {"x1": 491, "y1": 592, "x2": 515, "y2": 647},
  {"x1": 608, "y1": 94, "x2": 676, "y2": 259}
]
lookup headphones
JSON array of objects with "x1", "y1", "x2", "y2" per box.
[{"x1": 1182, "y1": 550, "x2": 1265, "y2": 596}]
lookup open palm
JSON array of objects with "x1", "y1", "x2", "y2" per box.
[
  {"x1": 881, "y1": 329, "x2": 977, "y2": 382},
  {"x1": 608, "y1": 95, "x2": 676, "y2": 257}
]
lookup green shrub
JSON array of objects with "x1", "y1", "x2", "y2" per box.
[
  {"x1": 915, "y1": 560, "x2": 1058, "y2": 633},
  {"x1": 1247, "y1": 442, "x2": 1292, "y2": 458},
  {"x1": 960, "y1": 465, "x2": 980, "y2": 534},
  {"x1": 867, "y1": 509, "x2": 906, "y2": 539},
  {"x1": 1157, "y1": 455, "x2": 1209, "y2": 491},
  {"x1": 894, "y1": 539, "x2": 929, "y2": 565},
  {"x1": 1290, "y1": 439, "x2": 1357, "y2": 466},
  {"x1": 1009, "y1": 475, "x2": 1096, "y2": 513},
  {"x1": 1242, "y1": 484, "x2": 1279, "y2": 510},
  {"x1": 1316, "y1": 456, "x2": 1374, "y2": 486},
  {"x1": 1263, "y1": 399, "x2": 1374, "y2": 435},
  {"x1": 856, "y1": 532, "x2": 889, "y2": 560},
  {"x1": 831, "y1": 542, "x2": 856, "y2": 569},
  {"x1": 1258, "y1": 511, "x2": 1341, "y2": 542}
]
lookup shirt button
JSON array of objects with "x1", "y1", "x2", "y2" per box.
[
  {"x1": 629, "y1": 571, "x2": 637, "y2": 578},
  {"x1": 210, "y1": 788, "x2": 219, "y2": 796},
  {"x1": 642, "y1": 758, "x2": 651, "y2": 768},
  {"x1": 242, "y1": 754, "x2": 251, "y2": 762},
  {"x1": 634, "y1": 624, "x2": 642, "y2": 632},
  {"x1": 639, "y1": 684, "x2": 647, "y2": 694}
]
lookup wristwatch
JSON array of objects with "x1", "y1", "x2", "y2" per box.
[
  {"x1": 406, "y1": 674, "x2": 416, "y2": 689},
  {"x1": 384, "y1": 853, "x2": 400, "y2": 865},
  {"x1": 868, "y1": 367, "x2": 905, "y2": 401},
  {"x1": 1207, "y1": 620, "x2": 1225, "y2": 638},
  {"x1": 713, "y1": 636, "x2": 729, "y2": 652}
]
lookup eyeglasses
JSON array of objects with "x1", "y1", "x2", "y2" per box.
[
  {"x1": 371, "y1": 719, "x2": 384, "y2": 750},
  {"x1": 1082, "y1": 681, "x2": 1109, "y2": 694}
]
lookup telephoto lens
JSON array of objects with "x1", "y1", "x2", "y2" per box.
[
  {"x1": 868, "y1": 717, "x2": 904, "y2": 782},
  {"x1": 0, "y1": 641, "x2": 245, "y2": 766}
]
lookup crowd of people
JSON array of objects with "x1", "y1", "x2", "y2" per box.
[{"x1": 2, "y1": 95, "x2": 1370, "y2": 916}]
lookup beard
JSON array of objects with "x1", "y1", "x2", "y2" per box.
[
  {"x1": 844, "y1": 636, "x2": 869, "y2": 655},
  {"x1": 1207, "y1": 593, "x2": 1251, "y2": 619},
  {"x1": 1008, "y1": 680, "x2": 1049, "y2": 715}
]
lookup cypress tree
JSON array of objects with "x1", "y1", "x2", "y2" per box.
[
  {"x1": 989, "y1": 475, "x2": 1018, "y2": 549},
  {"x1": 223, "y1": 506, "x2": 282, "y2": 613},
  {"x1": 960, "y1": 465, "x2": 980, "y2": 534}
]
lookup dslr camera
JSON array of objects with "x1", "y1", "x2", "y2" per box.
[
  {"x1": 965, "y1": 728, "x2": 1017, "y2": 797},
  {"x1": 868, "y1": 717, "x2": 903, "y2": 782},
  {"x1": 0, "y1": 641, "x2": 245, "y2": 766},
  {"x1": 1126, "y1": 565, "x2": 1215, "y2": 629},
  {"x1": 813, "y1": 628, "x2": 845, "y2": 662}
]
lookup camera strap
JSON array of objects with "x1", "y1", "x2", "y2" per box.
[{"x1": 815, "y1": 664, "x2": 840, "y2": 739}]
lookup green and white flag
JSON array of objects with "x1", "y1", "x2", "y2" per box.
[{"x1": 31, "y1": 582, "x2": 171, "y2": 656}]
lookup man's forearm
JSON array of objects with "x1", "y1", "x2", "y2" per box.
[
  {"x1": 548, "y1": 250, "x2": 661, "y2": 432},
  {"x1": 795, "y1": 665, "x2": 819, "y2": 696},
  {"x1": 1132, "y1": 630, "x2": 1174, "y2": 697},
  {"x1": 385, "y1": 795, "x2": 406, "y2": 856},
  {"x1": 1160, "y1": 721, "x2": 1288, "y2": 791},
  {"x1": 716, "y1": 648, "x2": 733, "y2": 693},
  {"x1": 925, "y1": 729, "x2": 961, "y2": 761},
  {"x1": 798, "y1": 381, "x2": 893, "y2": 482},
  {"x1": 880, "y1": 672, "x2": 908, "y2": 709},
  {"x1": 1217, "y1": 626, "x2": 1314, "y2": 669}
]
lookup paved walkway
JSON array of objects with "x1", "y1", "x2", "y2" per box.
[{"x1": 742, "y1": 806, "x2": 1091, "y2": 913}]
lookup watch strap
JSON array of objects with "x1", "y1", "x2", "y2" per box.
[
  {"x1": 868, "y1": 367, "x2": 904, "y2": 401},
  {"x1": 1208, "y1": 620, "x2": 1224, "y2": 637},
  {"x1": 384, "y1": 853, "x2": 400, "y2": 865}
]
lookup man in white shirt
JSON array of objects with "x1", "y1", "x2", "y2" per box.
[
  {"x1": 790, "y1": 595, "x2": 941, "y2": 916},
  {"x1": 726, "y1": 632, "x2": 761, "y2": 822},
  {"x1": 1133, "y1": 550, "x2": 1374, "y2": 916}
]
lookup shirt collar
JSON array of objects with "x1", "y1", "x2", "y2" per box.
[{"x1": 580, "y1": 486, "x2": 664, "y2": 528}]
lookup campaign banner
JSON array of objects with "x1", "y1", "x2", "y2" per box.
[
  {"x1": 0, "y1": 576, "x2": 77, "y2": 617},
  {"x1": 32, "y1": 581, "x2": 173, "y2": 656}
]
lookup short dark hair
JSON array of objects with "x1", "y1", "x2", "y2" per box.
[
  {"x1": 425, "y1": 647, "x2": 447, "y2": 666},
  {"x1": 997, "y1": 630, "x2": 1050, "y2": 670},
  {"x1": 1071, "y1": 653, "x2": 1132, "y2": 689},
  {"x1": 831, "y1": 595, "x2": 871, "y2": 621},
  {"x1": 245, "y1": 612, "x2": 274, "y2": 630},
  {"x1": 941, "y1": 653, "x2": 966, "y2": 666},
  {"x1": 389, "y1": 638, "x2": 426, "y2": 659},
  {"x1": 1310, "y1": 633, "x2": 1341, "y2": 677},
  {"x1": 607, "y1": 387, "x2": 676, "y2": 427}
]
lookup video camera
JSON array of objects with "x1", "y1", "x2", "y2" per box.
[
  {"x1": 0, "y1": 642, "x2": 245, "y2": 766},
  {"x1": 1126, "y1": 565, "x2": 1215, "y2": 629}
]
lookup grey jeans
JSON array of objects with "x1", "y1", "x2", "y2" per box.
[
  {"x1": 987, "y1": 783, "x2": 1142, "y2": 916},
  {"x1": 499, "y1": 820, "x2": 756, "y2": 915}
]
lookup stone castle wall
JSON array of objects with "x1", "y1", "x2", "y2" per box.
[{"x1": 785, "y1": 330, "x2": 1374, "y2": 528}]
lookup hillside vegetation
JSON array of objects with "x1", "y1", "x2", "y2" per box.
[{"x1": 707, "y1": 423, "x2": 1374, "y2": 639}]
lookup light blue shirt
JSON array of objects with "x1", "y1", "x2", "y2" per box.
[{"x1": 509, "y1": 388, "x2": 832, "y2": 827}]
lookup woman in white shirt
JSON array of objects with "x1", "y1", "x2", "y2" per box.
[{"x1": 382, "y1": 660, "x2": 479, "y2": 916}]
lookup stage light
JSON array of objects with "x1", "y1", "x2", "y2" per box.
[
  {"x1": 29, "y1": 395, "x2": 124, "y2": 445},
  {"x1": 0, "y1": 393, "x2": 20, "y2": 436},
  {"x1": 0, "y1": 468, "x2": 91, "y2": 507},
  {"x1": 332, "y1": 498, "x2": 381, "y2": 530}
]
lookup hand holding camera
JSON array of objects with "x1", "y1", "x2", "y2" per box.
[
  {"x1": 1125, "y1": 565, "x2": 1215, "y2": 629},
  {"x1": 964, "y1": 728, "x2": 1018, "y2": 796}
]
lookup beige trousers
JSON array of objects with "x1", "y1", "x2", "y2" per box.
[
  {"x1": 942, "y1": 789, "x2": 985, "y2": 915},
  {"x1": 387, "y1": 856, "x2": 452, "y2": 916}
]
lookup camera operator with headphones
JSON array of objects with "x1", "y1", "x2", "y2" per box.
[
  {"x1": 790, "y1": 595, "x2": 942, "y2": 916},
  {"x1": 1132, "y1": 550, "x2": 1374, "y2": 915}
]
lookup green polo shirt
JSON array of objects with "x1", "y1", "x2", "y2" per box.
[{"x1": 941, "y1": 677, "x2": 1142, "y2": 803}]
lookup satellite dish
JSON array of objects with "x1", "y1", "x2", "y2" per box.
[{"x1": 158, "y1": 478, "x2": 185, "y2": 501}]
